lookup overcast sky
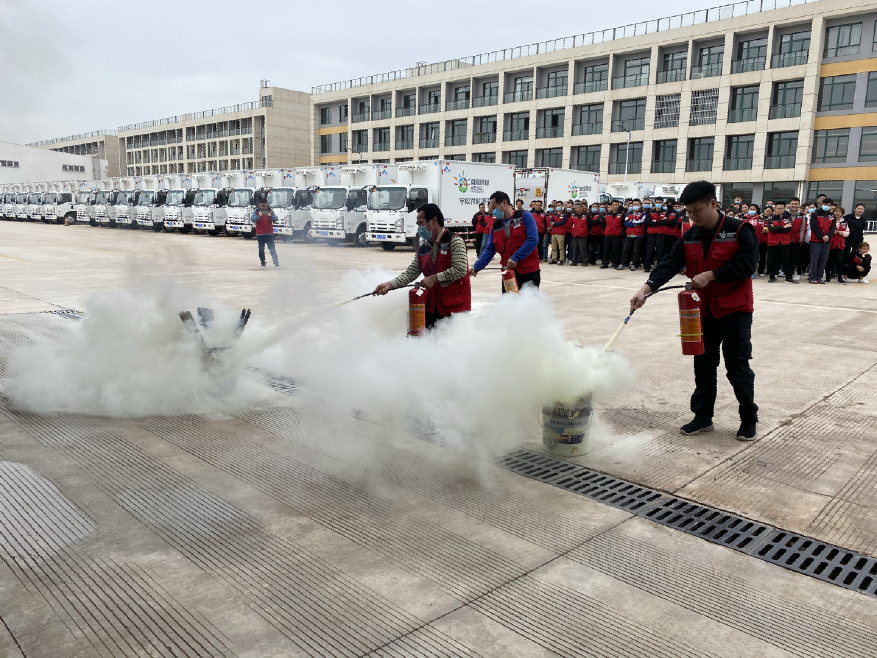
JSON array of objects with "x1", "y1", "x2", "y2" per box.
[{"x1": 2, "y1": 0, "x2": 715, "y2": 144}]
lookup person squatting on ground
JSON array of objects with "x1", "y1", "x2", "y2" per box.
[
  {"x1": 630, "y1": 180, "x2": 760, "y2": 442},
  {"x1": 373, "y1": 203, "x2": 470, "y2": 329},
  {"x1": 847, "y1": 241, "x2": 871, "y2": 283},
  {"x1": 471, "y1": 190, "x2": 541, "y2": 291},
  {"x1": 252, "y1": 199, "x2": 280, "y2": 269}
]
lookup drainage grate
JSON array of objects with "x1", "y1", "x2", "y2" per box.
[
  {"x1": 244, "y1": 365, "x2": 298, "y2": 395},
  {"x1": 501, "y1": 449, "x2": 877, "y2": 599},
  {"x1": 43, "y1": 309, "x2": 83, "y2": 320}
]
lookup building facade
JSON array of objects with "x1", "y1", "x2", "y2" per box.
[
  {"x1": 311, "y1": 0, "x2": 877, "y2": 212},
  {"x1": 0, "y1": 141, "x2": 107, "y2": 185},
  {"x1": 27, "y1": 131, "x2": 120, "y2": 177}
]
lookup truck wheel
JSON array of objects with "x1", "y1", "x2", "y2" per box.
[
  {"x1": 129, "y1": 222, "x2": 139, "y2": 230},
  {"x1": 163, "y1": 224, "x2": 175, "y2": 233},
  {"x1": 179, "y1": 225, "x2": 192, "y2": 234},
  {"x1": 380, "y1": 243, "x2": 396, "y2": 251},
  {"x1": 354, "y1": 225, "x2": 368, "y2": 247},
  {"x1": 243, "y1": 231, "x2": 254, "y2": 239},
  {"x1": 89, "y1": 219, "x2": 97, "y2": 227},
  {"x1": 153, "y1": 222, "x2": 163, "y2": 232},
  {"x1": 208, "y1": 227, "x2": 220, "y2": 236},
  {"x1": 326, "y1": 238, "x2": 342, "y2": 247}
]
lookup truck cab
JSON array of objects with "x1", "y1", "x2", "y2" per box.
[
  {"x1": 26, "y1": 192, "x2": 42, "y2": 221},
  {"x1": 15, "y1": 193, "x2": 29, "y2": 219},
  {"x1": 192, "y1": 187, "x2": 228, "y2": 234},
  {"x1": 264, "y1": 187, "x2": 298, "y2": 240},
  {"x1": 310, "y1": 186, "x2": 369, "y2": 246},
  {"x1": 114, "y1": 189, "x2": 142, "y2": 228},
  {"x1": 136, "y1": 189, "x2": 168, "y2": 231},
  {"x1": 224, "y1": 187, "x2": 257, "y2": 237},
  {"x1": 43, "y1": 191, "x2": 74, "y2": 224},
  {"x1": 366, "y1": 185, "x2": 428, "y2": 250},
  {"x1": 94, "y1": 189, "x2": 120, "y2": 226},
  {"x1": 75, "y1": 191, "x2": 92, "y2": 223},
  {"x1": 0, "y1": 193, "x2": 12, "y2": 219},
  {"x1": 162, "y1": 188, "x2": 196, "y2": 231}
]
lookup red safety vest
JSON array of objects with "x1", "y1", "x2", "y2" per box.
[
  {"x1": 767, "y1": 215, "x2": 792, "y2": 246},
  {"x1": 531, "y1": 211, "x2": 546, "y2": 234},
  {"x1": 588, "y1": 213, "x2": 605, "y2": 236},
  {"x1": 810, "y1": 213, "x2": 833, "y2": 243},
  {"x1": 475, "y1": 213, "x2": 492, "y2": 234},
  {"x1": 604, "y1": 213, "x2": 624, "y2": 237},
  {"x1": 683, "y1": 214, "x2": 755, "y2": 320},
  {"x1": 790, "y1": 214, "x2": 803, "y2": 243},
  {"x1": 491, "y1": 209, "x2": 541, "y2": 273},
  {"x1": 831, "y1": 220, "x2": 848, "y2": 250},
  {"x1": 569, "y1": 214, "x2": 589, "y2": 238},
  {"x1": 418, "y1": 229, "x2": 471, "y2": 315}
]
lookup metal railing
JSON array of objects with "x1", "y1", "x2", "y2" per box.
[
  {"x1": 312, "y1": 0, "x2": 814, "y2": 94},
  {"x1": 764, "y1": 154, "x2": 796, "y2": 168},
  {"x1": 446, "y1": 99, "x2": 470, "y2": 111},
  {"x1": 656, "y1": 69, "x2": 686, "y2": 83},
  {"x1": 118, "y1": 101, "x2": 261, "y2": 132},
  {"x1": 536, "y1": 85, "x2": 568, "y2": 99},
  {"x1": 27, "y1": 129, "x2": 117, "y2": 147},
  {"x1": 690, "y1": 62, "x2": 723, "y2": 79},
  {"x1": 419, "y1": 103, "x2": 442, "y2": 114},
  {"x1": 419, "y1": 138, "x2": 440, "y2": 148},
  {"x1": 396, "y1": 106, "x2": 416, "y2": 117},
  {"x1": 728, "y1": 107, "x2": 757, "y2": 122},
  {"x1": 768, "y1": 103, "x2": 802, "y2": 119},
  {"x1": 731, "y1": 56, "x2": 766, "y2": 73},
  {"x1": 536, "y1": 126, "x2": 564, "y2": 138},
  {"x1": 473, "y1": 132, "x2": 497, "y2": 144},
  {"x1": 396, "y1": 139, "x2": 414, "y2": 150},
  {"x1": 613, "y1": 73, "x2": 649, "y2": 89},
  {"x1": 573, "y1": 80, "x2": 608, "y2": 94},
  {"x1": 724, "y1": 156, "x2": 753, "y2": 170},
  {"x1": 571, "y1": 163, "x2": 599, "y2": 171},
  {"x1": 572, "y1": 122, "x2": 603, "y2": 136},
  {"x1": 771, "y1": 50, "x2": 808, "y2": 68},
  {"x1": 373, "y1": 109, "x2": 392, "y2": 120},
  {"x1": 686, "y1": 158, "x2": 714, "y2": 172},
  {"x1": 503, "y1": 129, "x2": 530, "y2": 141},
  {"x1": 472, "y1": 95, "x2": 499, "y2": 107},
  {"x1": 651, "y1": 160, "x2": 677, "y2": 173},
  {"x1": 352, "y1": 142, "x2": 368, "y2": 153},
  {"x1": 612, "y1": 118, "x2": 645, "y2": 132},
  {"x1": 373, "y1": 141, "x2": 390, "y2": 152},
  {"x1": 504, "y1": 90, "x2": 533, "y2": 103},
  {"x1": 351, "y1": 111, "x2": 370, "y2": 123},
  {"x1": 608, "y1": 161, "x2": 642, "y2": 175},
  {"x1": 445, "y1": 134, "x2": 467, "y2": 146}
]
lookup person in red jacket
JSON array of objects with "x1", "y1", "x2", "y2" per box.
[
  {"x1": 788, "y1": 197, "x2": 805, "y2": 282},
  {"x1": 809, "y1": 200, "x2": 836, "y2": 284},
  {"x1": 601, "y1": 200, "x2": 624, "y2": 268},
  {"x1": 252, "y1": 198, "x2": 280, "y2": 269},
  {"x1": 569, "y1": 204, "x2": 589, "y2": 265},
  {"x1": 587, "y1": 203, "x2": 605, "y2": 265},
  {"x1": 766, "y1": 201, "x2": 793, "y2": 283},
  {"x1": 549, "y1": 204, "x2": 569, "y2": 264},
  {"x1": 826, "y1": 206, "x2": 849, "y2": 284},
  {"x1": 472, "y1": 202, "x2": 492, "y2": 255},
  {"x1": 530, "y1": 200, "x2": 548, "y2": 262}
]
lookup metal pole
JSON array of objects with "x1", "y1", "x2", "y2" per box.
[{"x1": 624, "y1": 130, "x2": 631, "y2": 182}]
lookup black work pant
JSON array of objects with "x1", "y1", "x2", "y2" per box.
[
  {"x1": 767, "y1": 244, "x2": 791, "y2": 280},
  {"x1": 789, "y1": 242, "x2": 800, "y2": 276},
  {"x1": 797, "y1": 242, "x2": 810, "y2": 275},
  {"x1": 643, "y1": 233, "x2": 666, "y2": 270},
  {"x1": 603, "y1": 235, "x2": 623, "y2": 266},
  {"x1": 621, "y1": 236, "x2": 643, "y2": 267},
  {"x1": 758, "y1": 242, "x2": 767, "y2": 274},
  {"x1": 825, "y1": 248, "x2": 845, "y2": 281},
  {"x1": 587, "y1": 236, "x2": 601, "y2": 263},
  {"x1": 257, "y1": 234, "x2": 279, "y2": 267},
  {"x1": 692, "y1": 311, "x2": 758, "y2": 425},
  {"x1": 571, "y1": 236, "x2": 588, "y2": 264},
  {"x1": 473, "y1": 233, "x2": 484, "y2": 255},
  {"x1": 501, "y1": 269, "x2": 541, "y2": 293}
]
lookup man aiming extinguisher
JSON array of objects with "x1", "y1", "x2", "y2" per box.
[
  {"x1": 629, "y1": 180, "x2": 760, "y2": 441},
  {"x1": 372, "y1": 203, "x2": 471, "y2": 329}
]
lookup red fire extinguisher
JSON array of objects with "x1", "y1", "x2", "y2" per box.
[
  {"x1": 502, "y1": 268, "x2": 519, "y2": 294},
  {"x1": 677, "y1": 283, "x2": 704, "y2": 356},
  {"x1": 408, "y1": 286, "x2": 427, "y2": 337}
]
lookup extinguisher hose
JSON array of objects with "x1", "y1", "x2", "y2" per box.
[
  {"x1": 334, "y1": 283, "x2": 417, "y2": 307},
  {"x1": 604, "y1": 284, "x2": 688, "y2": 351}
]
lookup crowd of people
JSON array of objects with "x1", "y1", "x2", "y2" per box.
[{"x1": 470, "y1": 193, "x2": 872, "y2": 284}]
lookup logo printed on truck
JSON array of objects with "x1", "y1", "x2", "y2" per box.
[{"x1": 454, "y1": 171, "x2": 469, "y2": 193}]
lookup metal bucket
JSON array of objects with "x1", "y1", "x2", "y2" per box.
[{"x1": 541, "y1": 395, "x2": 593, "y2": 456}]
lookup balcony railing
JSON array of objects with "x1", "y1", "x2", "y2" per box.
[
  {"x1": 396, "y1": 139, "x2": 414, "y2": 150},
  {"x1": 536, "y1": 85, "x2": 568, "y2": 99},
  {"x1": 765, "y1": 154, "x2": 796, "y2": 169},
  {"x1": 573, "y1": 80, "x2": 608, "y2": 94},
  {"x1": 472, "y1": 95, "x2": 499, "y2": 107},
  {"x1": 446, "y1": 99, "x2": 470, "y2": 111},
  {"x1": 373, "y1": 141, "x2": 390, "y2": 152},
  {"x1": 612, "y1": 118, "x2": 645, "y2": 132},
  {"x1": 504, "y1": 89, "x2": 533, "y2": 103},
  {"x1": 572, "y1": 122, "x2": 603, "y2": 136},
  {"x1": 686, "y1": 158, "x2": 714, "y2": 172},
  {"x1": 728, "y1": 107, "x2": 757, "y2": 123},
  {"x1": 351, "y1": 112, "x2": 370, "y2": 123},
  {"x1": 419, "y1": 138, "x2": 439, "y2": 148},
  {"x1": 571, "y1": 163, "x2": 599, "y2": 172},
  {"x1": 473, "y1": 132, "x2": 497, "y2": 144},
  {"x1": 503, "y1": 129, "x2": 529, "y2": 141},
  {"x1": 651, "y1": 160, "x2": 677, "y2": 173},
  {"x1": 613, "y1": 73, "x2": 649, "y2": 89},
  {"x1": 656, "y1": 69, "x2": 686, "y2": 84},
  {"x1": 608, "y1": 161, "x2": 642, "y2": 175},
  {"x1": 352, "y1": 142, "x2": 368, "y2": 153},
  {"x1": 724, "y1": 156, "x2": 753, "y2": 170},
  {"x1": 373, "y1": 109, "x2": 392, "y2": 120},
  {"x1": 396, "y1": 106, "x2": 416, "y2": 117},
  {"x1": 772, "y1": 51, "x2": 808, "y2": 68},
  {"x1": 445, "y1": 135, "x2": 467, "y2": 146},
  {"x1": 731, "y1": 56, "x2": 766, "y2": 73},
  {"x1": 536, "y1": 126, "x2": 563, "y2": 138},
  {"x1": 419, "y1": 103, "x2": 441, "y2": 115},
  {"x1": 690, "y1": 62, "x2": 723, "y2": 79},
  {"x1": 768, "y1": 103, "x2": 802, "y2": 120}
]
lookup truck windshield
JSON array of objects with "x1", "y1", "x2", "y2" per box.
[
  {"x1": 295, "y1": 189, "x2": 314, "y2": 209},
  {"x1": 138, "y1": 192, "x2": 155, "y2": 205},
  {"x1": 227, "y1": 189, "x2": 253, "y2": 207},
  {"x1": 313, "y1": 187, "x2": 347, "y2": 210},
  {"x1": 116, "y1": 192, "x2": 131, "y2": 204},
  {"x1": 165, "y1": 190, "x2": 185, "y2": 206},
  {"x1": 368, "y1": 186, "x2": 407, "y2": 210},
  {"x1": 267, "y1": 188, "x2": 295, "y2": 208},
  {"x1": 194, "y1": 190, "x2": 216, "y2": 206},
  {"x1": 76, "y1": 193, "x2": 90, "y2": 203},
  {"x1": 28, "y1": 194, "x2": 40, "y2": 203},
  {"x1": 44, "y1": 193, "x2": 57, "y2": 203},
  {"x1": 95, "y1": 192, "x2": 111, "y2": 204}
]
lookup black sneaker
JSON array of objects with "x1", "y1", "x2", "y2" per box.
[
  {"x1": 768, "y1": 277, "x2": 777, "y2": 283},
  {"x1": 600, "y1": 264, "x2": 609, "y2": 269},
  {"x1": 736, "y1": 422, "x2": 758, "y2": 442},
  {"x1": 680, "y1": 418, "x2": 714, "y2": 435},
  {"x1": 616, "y1": 265, "x2": 625, "y2": 271},
  {"x1": 643, "y1": 267, "x2": 651, "y2": 273}
]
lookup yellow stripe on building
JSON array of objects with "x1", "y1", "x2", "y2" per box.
[
  {"x1": 819, "y1": 58, "x2": 877, "y2": 77},
  {"x1": 808, "y1": 166, "x2": 877, "y2": 181},
  {"x1": 318, "y1": 125, "x2": 349, "y2": 136}
]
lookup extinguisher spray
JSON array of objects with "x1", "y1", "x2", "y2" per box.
[
  {"x1": 677, "y1": 282, "x2": 704, "y2": 356},
  {"x1": 501, "y1": 268, "x2": 519, "y2": 293}
]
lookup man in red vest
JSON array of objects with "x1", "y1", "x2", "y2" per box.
[
  {"x1": 470, "y1": 190, "x2": 541, "y2": 291},
  {"x1": 373, "y1": 203, "x2": 470, "y2": 328},
  {"x1": 472, "y1": 202, "x2": 492, "y2": 255},
  {"x1": 630, "y1": 181, "x2": 759, "y2": 441}
]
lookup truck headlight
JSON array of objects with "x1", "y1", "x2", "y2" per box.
[
  {"x1": 335, "y1": 216, "x2": 344, "y2": 229},
  {"x1": 395, "y1": 217, "x2": 404, "y2": 231}
]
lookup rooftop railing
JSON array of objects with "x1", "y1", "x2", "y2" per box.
[
  {"x1": 117, "y1": 101, "x2": 262, "y2": 133},
  {"x1": 27, "y1": 129, "x2": 118, "y2": 147}
]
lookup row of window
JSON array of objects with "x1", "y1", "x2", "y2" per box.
[
  {"x1": 812, "y1": 127, "x2": 877, "y2": 163},
  {"x1": 124, "y1": 118, "x2": 256, "y2": 150},
  {"x1": 0, "y1": 160, "x2": 20, "y2": 167},
  {"x1": 126, "y1": 139, "x2": 255, "y2": 164},
  {"x1": 50, "y1": 142, "x2": 101, "y2": 157},
  {"x1": 124, "y1": 158, "x2": 257, "y2": 177},
  {"x1": 61, "y1": 165, "x2": 86, "y2": 172}
]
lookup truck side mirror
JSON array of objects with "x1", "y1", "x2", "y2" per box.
[{"x1": 406, "y1": 199, "x2": 416, "y2": 212}]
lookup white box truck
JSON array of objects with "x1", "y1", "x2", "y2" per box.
[
  {"x1": 224, "y1": 171, "x2": 265, "y2": 238},
  {"x1": 114, "y1": 178, "x2": 143, "y2": 228},
  {"x1": 1, "y1": 189, "x2": 13, "y2": 219},
  {"x1": 161, "y1": 174, "x2": 196, "y2": 232},
  {"x1": 287, "y1": 167, "x2": 334, "y2": 241},
  {"x1": 43, "y1": 182, "x2": 76, "y2": 225},
  {"x1": 259, "y1": 169, "x2": 303, "y2": 241},
  {"x1": 26, "y1": 186, "x2": 44, "y2": 221},
  {"x1": 309, "y1": 165, "x2": 397, "y2": 247},
  {"x1": 514, "y1": 167, "x2": 601, "y2": 208},
  {"x1": 366, "y1": 160, "x2": 515, "y2": 250},
  {"x1": 75, "y1": 182, "x2": 97, "y2": 224},
  {"x1": 15, "y1": 188, "x2": 29, "y2": 220},
  {"x1": 135, "y1": 176, "x2": 169, "y2": 231},
  {"x1": 94, "y1": 180, "x2": 120, "y2": 227}
]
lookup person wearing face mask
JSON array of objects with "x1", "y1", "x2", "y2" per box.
[
  {"x1": 826, "y1": 206, "x2": 849, "y2": 284},
  {"x1": 470, "y1": 190, "x2": 541, "y2": 291},
  {"x1": 547, "y1": 202, "x2": 570, "y2": 265},
  {"x1": 472, "y1": 202, "x2": 492, "y2": 255},
  {"x1": 587, "y1": 203, "x2": 605, "y2": 265},
  {"x1": 601, "y1": 200, "x2": 624, "y2": 269},
  {"x1": 787, "y1": 197, "x2": 804, "y2": 282},
  {"x1": 373, "y1": 204, "x2": 470, "y2": 328},
  {"x1": 530, "y1": 200, "x2": 548, "y2": 262},
  {"x1": 808, "y1": 198, "x2": 836, "y2": 284},
  {"x1": 844, "y1": 203, "x2": 867, "y2": 272},
  {"x1": 541, "y1": 202, "x2": 556, "y2": 261},
  {"x1": 619, "y1": 199, "x2": 646, "y2": 270},
  {"x1": 766, "y1": 201, "x2": 794, "y2": 283}
]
